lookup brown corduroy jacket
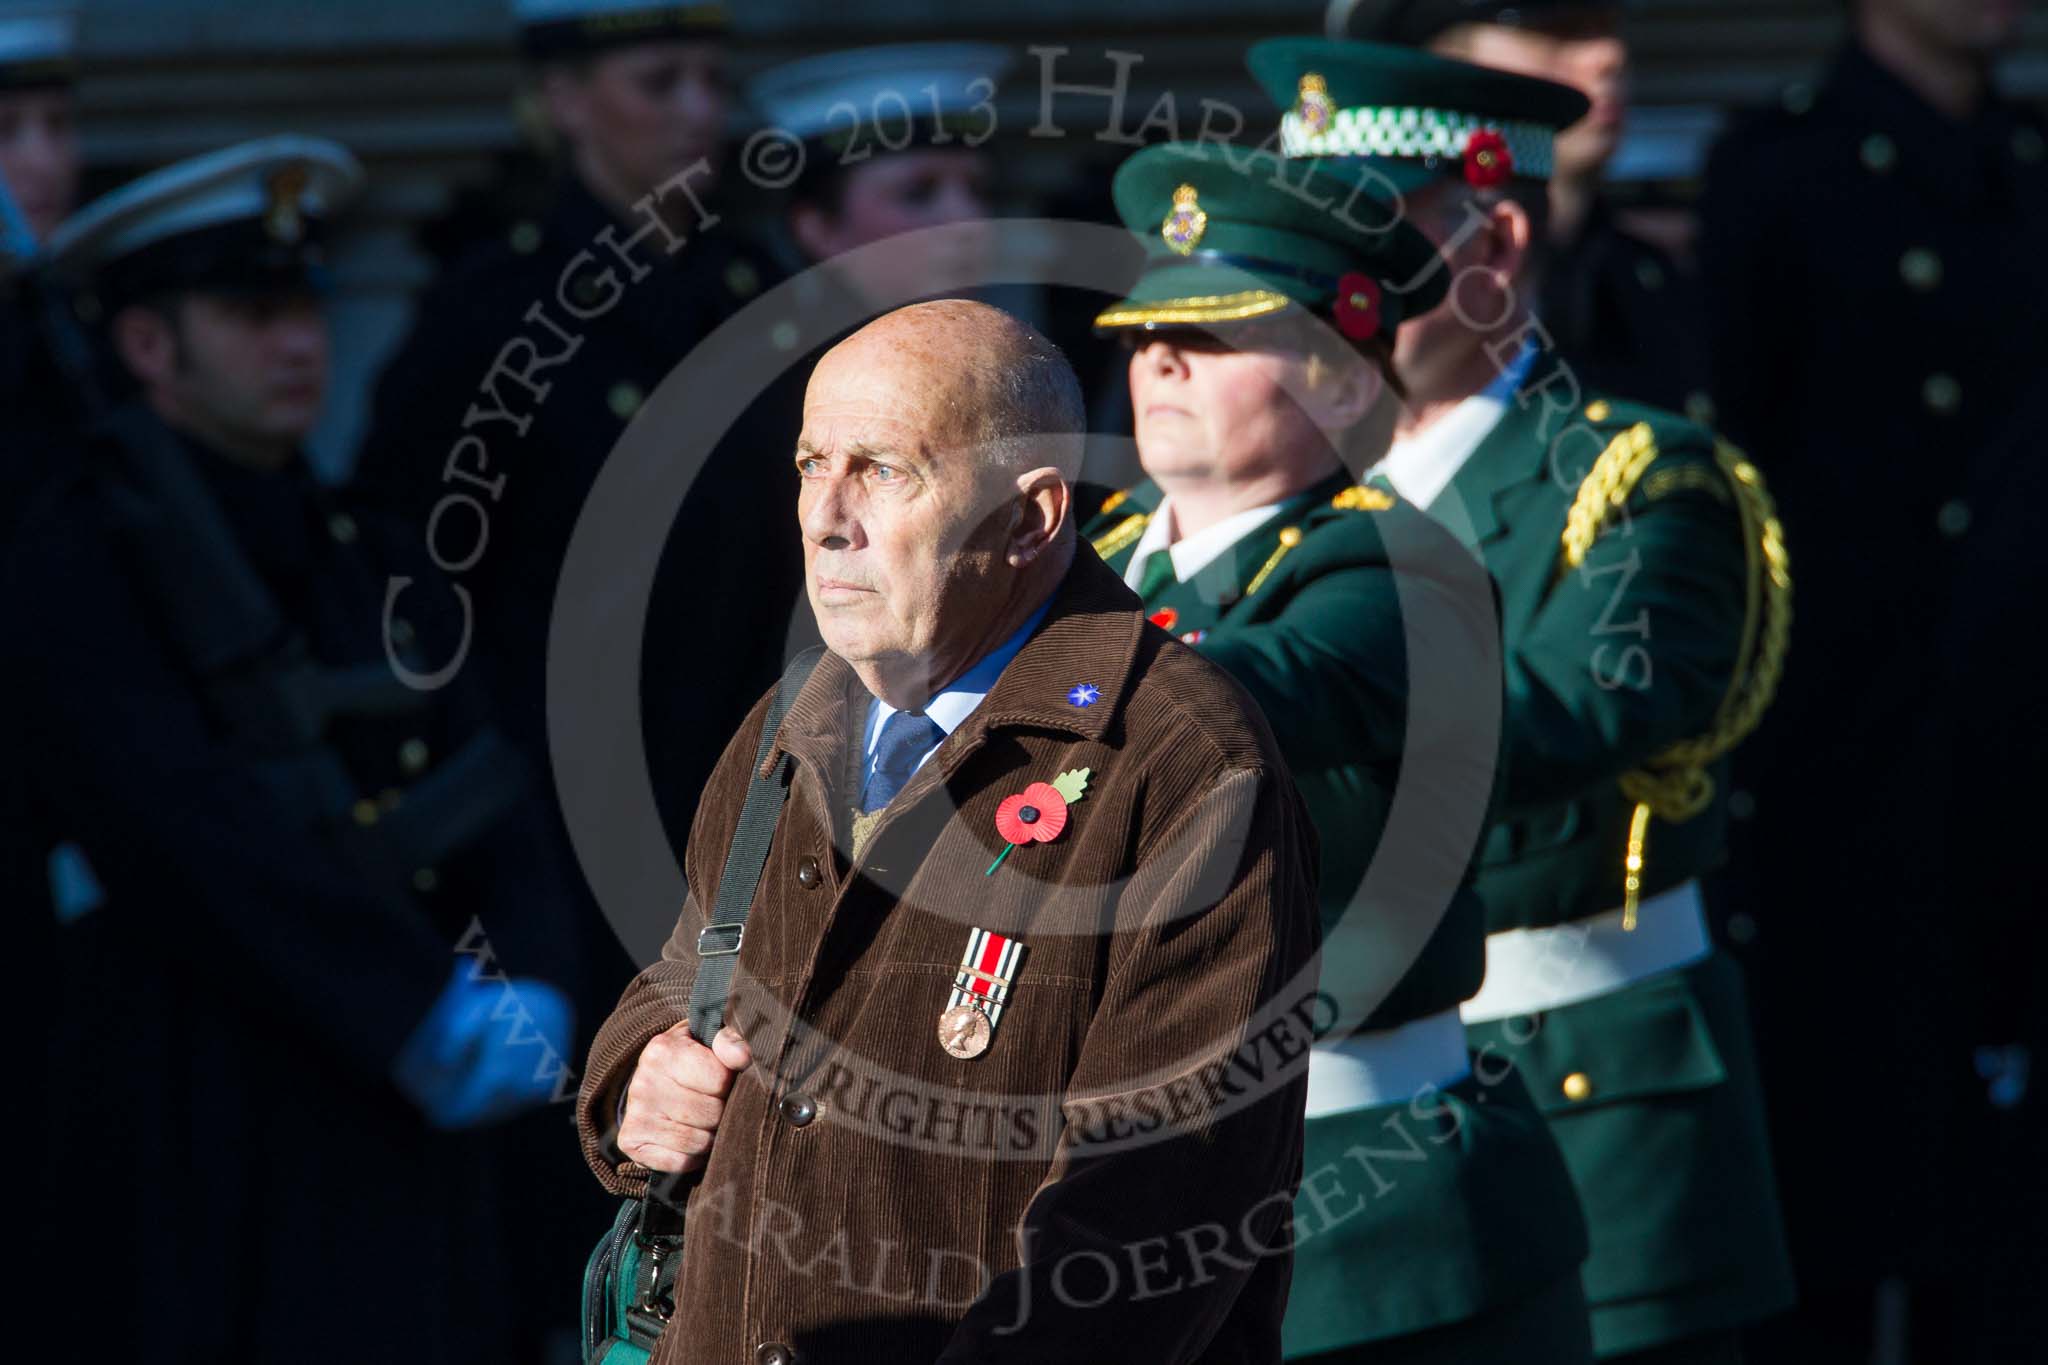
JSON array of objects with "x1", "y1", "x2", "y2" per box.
[{"x1": 577, "y1": 547, "x2": 1322, "y2": 1364}]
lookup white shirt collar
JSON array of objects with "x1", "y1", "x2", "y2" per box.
[
  {"x1": 1375, "y1": 343, "x2": 1539, "y2": 510},
  {"x1": 1122, "y1": 497, "x2": 1285, "y2": 593}
]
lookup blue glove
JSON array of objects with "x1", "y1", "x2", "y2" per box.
[{"x1": 392, "y1": 961, "x2": 574, "y2": 1130}]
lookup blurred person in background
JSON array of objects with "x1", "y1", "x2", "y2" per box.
[
  {"x1": 4, "y1": 137, "x2": 579, "y2": 1362},
  {"x1": 1330, "y1": 0, "x2": 1712, "y2": 417},
  {"x1": 0, "y1": 1, "x2": 73, "y2": 247},
  {"x1": 1, "y1": 0, "x2": 80, "y2": 492},
  {"x1": 1700, "y1": 1, "x2": 2047, "y2": 1360},
  {"x1": 746, "y1": 42, "x2": 1006, "y2": 313},
  {"x1": 350, "y1": 0, "x2": 797, "y2": 1135},
  {"x1": 1253, "y1": 38, "x2": 1796, "y2": 1363},
  {"x1": 3, "y1": 15, "x2": 81, "y2": 1289}
]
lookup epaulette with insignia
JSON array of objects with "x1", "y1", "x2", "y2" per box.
[
  {"x1": 1098, "y1": 487, "x2": 1130, "y2": 515},
  {"x1": 1331, "y1": 484, "x2": 1394, "y2": 511}
]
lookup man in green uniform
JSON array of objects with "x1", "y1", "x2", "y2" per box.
[
  {"x1": 1327, "y1": 1, "x2": 1711, "y2": 419},
  {"x1": 1246, "y1": 40, "x2": 1795, "y2": 1362},
  {"x1": 1082, "y1": 140, "x2": 1592, "y2": 1364}
]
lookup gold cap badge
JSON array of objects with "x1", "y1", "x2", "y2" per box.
[
  {"x1": 264, "y1": 164, "x2": 310, "y2": 244},
  {"x1": 1160, "y1": 183, "x2": 1208, "y2": 256},
  {"x1": 1295, "y1": 72, "x2": 1334, "y2": 137}
]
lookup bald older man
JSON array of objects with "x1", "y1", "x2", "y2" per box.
[{"x1": 576, "y1": 300, "x2": 1322, "y2": 1364}]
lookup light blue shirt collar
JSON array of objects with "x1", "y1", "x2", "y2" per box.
[{"x1": 863, "y1": 597, "x2": 1054, "y2": 776}]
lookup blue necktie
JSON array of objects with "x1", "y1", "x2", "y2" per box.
[{"x1": 861, "y1": 710, "x2": 945, "y2": 813}]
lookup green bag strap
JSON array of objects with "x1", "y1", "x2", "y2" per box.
[
  {"x1": 645, "y1": 645, "x2": 822, "y2": 1220},
  {"x1": 686, "y1": 644, "x2": 824, "y2": 1043}
]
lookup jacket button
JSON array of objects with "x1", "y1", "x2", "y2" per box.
[
  {"x1": 756, "y1": 1345, "x2": 798, "y2": 1365},
  {"x1": 795, "y1": 856, "x2": 822, "y2": 889},
  {"x1": 1899, "y1": 247, "x2": 1942, "y2": 292},
  {"x1": 1561, "y1": 1072, "x2": 1593, "y2": 1103},
  {"x1": 1935, "y1": 499, "x2": 1971, "y2": 539},
  {"x1": 779, "y1": 1093, "x2": 817, "y2": 1128},
  {"x1": 1923, "y1": 373, "x2": 1962, "y2": 415}
]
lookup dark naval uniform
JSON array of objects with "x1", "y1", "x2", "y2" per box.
[
  {"x1": 1433, "y1": 383, "x2": 1795, "y2": 1360},
  {"x1": 1539, "y1": 198, "x2": 1711, "y2": 422},
  {"x1": 1699, "y1": 39, "x2": 2048, "y2": 1355},
  {"x1": 353, "y1": 171, "x2": 804, "y2": 997},
  {"x1": 1085, "y1": 141, "x2": 1594, "y2": 1364},
  {"x1": 9, "y1": 418, "x2": 579, "y2": 1362},
  {"x1": 11, "y1": 133, "x2": 593, "y2": 1362}
]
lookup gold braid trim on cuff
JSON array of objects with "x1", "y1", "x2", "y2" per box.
[{"x1": 1559, "y1": 426, "x2": 1794, "y2": 928}]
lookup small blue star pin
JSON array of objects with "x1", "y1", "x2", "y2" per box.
[{"x1": 1066, "y1": 683, "x2": 1100, "y2": 708}]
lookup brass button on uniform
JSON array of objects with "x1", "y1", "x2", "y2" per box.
[
  {"x1": 795, "y1": 855, "x2": 822, "y2": 889},
  {"x1": 1923, "y1": 373, "x2": 1962, "y2": 415},
  {"x1": 1899, "y1": 248, "x2": 1942, "y2": 292},
  {"x1": 607, "y1": 382, "x2": 643, "y2": 419},
  {"x1": 779, "y1": 1093, "x2": 818, "y2": 1127},
  {"x1": 1561, "y1": 1072, "x2": 1593, "y2": 1103},
  {"x1": 1936, "y1": 498, "x2": 1971, "y2": 539},
  {"x1": 327, "y1": 512, "x2": 358, "y2": 545},
  {"x1": 1584, "y1": 400, "x2": 1611, "y2": 422},
  {"x1": 398, "y1": 737, "x2": 430, "y2": 775},
  {"x1": 1860, "y1": 133, "x2": 1896, "y2": 173},
  {"x1": 756, "y1": 1345, "x2": 798, "y2": 1365}
]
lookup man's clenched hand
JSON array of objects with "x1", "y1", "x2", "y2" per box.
[{"x1": 617, "y1": 1024, "x2": 752, "y2": 1173}]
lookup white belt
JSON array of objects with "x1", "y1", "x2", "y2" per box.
[
  {"x1": 1304, "y1": 1007, "x2": 1471, "y2": 1119},
  {"x1": 1459, "y1": 879, "x2": 1712, "y2": 1024}
]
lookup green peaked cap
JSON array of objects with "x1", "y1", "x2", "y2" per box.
[
  {"x1": 1247, "y1": 37, "x2": 1589, "y2": 191},
  {"x1": 1093, "y1": 140, "x2": 1447, "y2": 334},
  {"x1": 1326, "y1": 0, "x2": 1621, "y2": 46}
]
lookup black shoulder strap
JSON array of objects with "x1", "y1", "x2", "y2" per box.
[{"x1": 685, "y1": 646, "x2": 825, "y2": 1044}]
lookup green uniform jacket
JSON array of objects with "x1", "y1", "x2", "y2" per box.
[
  {"x1": 1432, "y1": 379, "x2": 1795, "y2": 1354},
  {"x1": 1083, "y1": 471, "x2": 1591, "y2": 1354}
]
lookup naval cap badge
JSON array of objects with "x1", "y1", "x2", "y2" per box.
[{"x1": 264, "y1": 163, "x2": 311, "y2": 244}]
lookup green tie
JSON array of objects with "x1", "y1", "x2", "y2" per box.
[{"x1": 1135, "y1": 549, "x2": 1177, "y2": 603}]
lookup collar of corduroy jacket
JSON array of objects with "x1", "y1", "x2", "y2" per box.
[{"x1": 761, "y1": 543, "x2": 1146, "y2": 789}]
